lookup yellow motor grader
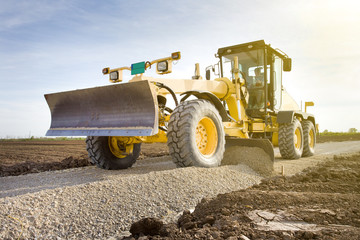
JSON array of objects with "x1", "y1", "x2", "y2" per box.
[{"x1": 45, "y1": 40, "x2": 316, "y2": 170}]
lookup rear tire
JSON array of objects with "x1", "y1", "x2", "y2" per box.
[
  {"x1": 302, "y1": 120, "x2": 316, "y2": 157},
  {"x1": 167, "y1": 99, "x2": 225, "y2": 168},
  {"x1": 86, "y1": 136, "x2": 141, "y2": 170},
  {"x1": 279, "y1": 119, "x2": 303, "y2": 159}
]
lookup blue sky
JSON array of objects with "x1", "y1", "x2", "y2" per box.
[{"x1": 0, "y1": 0, "x2": 359, "y2": 137}]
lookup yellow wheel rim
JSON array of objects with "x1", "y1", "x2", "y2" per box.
[
  {"x1": 108, "y1": 137, "x2": 133, "y2": 159},
  {"x1": 309, "y1": 128, "x2": 315, "y2": 149},
  {"x1": 195, "y1": 117, "x2": 218, "y2": 156},
  {"x1": 294, "y1": 128, "x2": 302, "y2": 150}
]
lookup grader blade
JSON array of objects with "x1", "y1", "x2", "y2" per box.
[
  {"x1": 225, "y1": 138, "x2": 274, "y2": 161},
  {"x1": 223, "y1": 138, "x2": 275, "y2": 176},
  {"x1": 45, "y1": 80, "x2": 158, "y2": 136}
]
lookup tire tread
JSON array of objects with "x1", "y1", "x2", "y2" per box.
[
  {"x1": 279, "y1": 119, "x2": 303, "y2": 159},
  {"x1": 302, "y1": 120, "x2": 316, "y2": 157},
  {"x1": 167, "y1": 99, "x2": 225, "y2": 167},
  {"x1": 86, "y1": 136, "x2": 140, "y2": 170}
]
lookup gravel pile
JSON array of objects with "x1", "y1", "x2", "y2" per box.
[
  {"x1": 222, "y1": 146, "x2": 273, "y2": 176},
  {"x1": 0, "y1": 162, "x2": 262, "y2": 239}
]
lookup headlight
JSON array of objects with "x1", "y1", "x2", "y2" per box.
[
  {"x1": 157, "y1": 61, "x2": 168, "y2": 72},
  {"x1": 102, "y1": 67, "x2": 110, "y2": 74},
  {"x1": 109, "y1": 71, "x2": 119, "y2": 81},
  {"x1": 171, "y1": 52, "x2": 181, "y2": 60}
]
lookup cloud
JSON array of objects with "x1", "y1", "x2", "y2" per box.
[{"x1": 0, "y1": 0, "x2": 69, "y2": 31}]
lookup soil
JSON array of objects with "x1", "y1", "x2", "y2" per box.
[
  {"x1": 0, "y1": 140, "x2": 168, "y2": 177},
  {"x1": 1, "y1": 133, "x2": 358, "y2": 177},
  {"x1": 1, "y1": 138, "x2": 360, "y2": 238},
  {"x1": 126, "y1": 152, "x2": 360, "y2": 239}
]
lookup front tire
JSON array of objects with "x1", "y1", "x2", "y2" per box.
[
  {"x1": 167, "y1": 99, "x2": 225, "y2": 168},
  {"x1": 279, "y1": 119, "x2": 303, "y2": 159},
  {"x1": 86, "y1": 136, "x2": 141, "y2": 170}
]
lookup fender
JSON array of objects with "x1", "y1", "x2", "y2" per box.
[
  {"x1": 180, "y1": 91, "x2": 229, "y2": 121},
  {"x1": 277, "y1": 110, "x2": 316, "y2": 127}
]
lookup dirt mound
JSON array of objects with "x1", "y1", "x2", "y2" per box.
[
  {"x1": 0, "y1": 141, "x2": 169, "y2": 177},
  {"x1": 125, "y1": 152, "x2": 360, "y2": 239},
  {"x1": 0, "y1": 155, "x2": 91, "y2": 177},
  {"x1": 254, "y1": 153, "x2": 360, "y2": 194}
]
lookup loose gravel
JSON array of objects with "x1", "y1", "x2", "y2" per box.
[
  {"x1": 2, "y1": 141, "x2": 360, "y2": 239},
  {"x1": 0, "y1": 161, "x2": 262, "y2": 239}
]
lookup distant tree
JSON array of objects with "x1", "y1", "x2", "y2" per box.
[
  {"x1": 348, "y1": 128, "x2": 358, "y2": 133},
  {"x1": 323, "y1": 129, "x2": 329, "y2": 134}
]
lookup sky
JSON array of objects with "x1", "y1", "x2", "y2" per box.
[{"x1": 0, "y1": 0, "x2": 359, "y2": 138}]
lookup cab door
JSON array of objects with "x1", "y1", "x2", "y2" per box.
[{"x1": 270, "y1": 55, "x2": 282, "y2": 110}]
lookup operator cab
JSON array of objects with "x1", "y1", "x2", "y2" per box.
[{"x1": 217, "y1": 40, "x2": 291, "y2": 118}]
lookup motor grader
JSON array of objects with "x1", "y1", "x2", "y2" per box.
[{"x1": 45, "y1": 40, "x2": 316, "y2": 170}]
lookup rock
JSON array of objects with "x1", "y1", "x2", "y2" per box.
[
  {"x1": 302, "y1": 231, "x2": 314, "y2": 239},
  {"x1": 202, "y1": 215, "x2": 216, "y2": 225},
  {"x1": 225, "y1": 235, "x2": 237, "y2": 240},
  {"x1": 182, "y1": 221, "x2": 197, "y2": 230},
  {"x1": 281, "y1": 232, "x2": 292, "y2": 240},
  {"x1": 138, "y1": 235, "x2": 148, "y2": 240},
  {"x1": 221, "y1": 208, "x2": 231, "y2": 216},
  {"x1": 159, "y1": 223, "x2": 177, "y2": 237},
  {"x1": 210, "y1": 231, "x2": 221, "y2": 239},
  {"x1": 240, "y1": 234, "x2": 251, "y2": 240}
]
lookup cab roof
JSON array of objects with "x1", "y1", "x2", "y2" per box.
[{"x1": 217, "y1": 40, "x2": 288, "y2": 59}]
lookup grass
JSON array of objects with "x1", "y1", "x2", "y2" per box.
[
  {"x1": 319, "y1": 131, "x2": 359, "y2": 136},
  {"x1": 317, "y1": 132, "x2": 360, "y2": 143}
]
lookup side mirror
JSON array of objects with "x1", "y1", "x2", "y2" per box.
[
  {"x1": 206, "y1": 69, "x2": 211, "y2": 80},
  {"x1": 283, "y1": 58, "x2": 292, "y2": 72}
]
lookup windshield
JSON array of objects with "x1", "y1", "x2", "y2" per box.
[
  {"x1": 222, "y1": 49, "x2": 264, "y2": 82},
  {"x1": 222, "y1": 49, "x2": 265, "y2": 109}
]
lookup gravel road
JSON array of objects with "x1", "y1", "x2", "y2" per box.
[{"x1": 1, "y1": 141, "x2": 360, "y2": 239}]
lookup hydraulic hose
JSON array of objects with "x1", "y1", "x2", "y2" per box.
[{"x1": 154, "y1": 82, "x2": 178, "y2": 106}]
